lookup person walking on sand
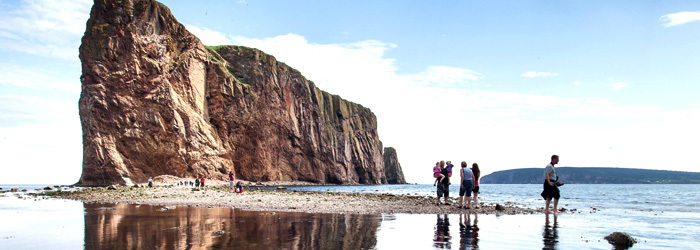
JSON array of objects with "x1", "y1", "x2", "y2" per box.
[
  {"x1": 436, "y1": 161, "x2": 451, "y2": 205},
  {"x1": 200, "y1": 177, "x2": 205, "y2": 188},
  {"x1": 229, "y1": 171, "x2": 235, "y2": 191},
  {"x1": 195, "y1": 177, "x2": 200, "y2": 188},
  {"x1": 472, "y1": 163, "x2": 481, "y2": 208},
  {"x1": 458, "y1": 161, "x2": 475, "y2": 209},
  {"x1": 148, "y1": 177, "x2": 153, "y2": 188},
  {"x1": 541, "y1": 155, "x2": 561, "y2": 214}
]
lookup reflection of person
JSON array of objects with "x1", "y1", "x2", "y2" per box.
[
  {"x1": 542, "y1": 213, "x2": 558, "y2": 249},
  {"x1": 472, "y1": 163, "x2": 481, "y2": 209},
  {"x1": 458, "y1": 161, "x2": 475, "y2": 209},
  {"x1": 459, "y1": 212, "x2": 479, "y2": 249},
  {"x1": 433, "y1": 214, "x2": 451, "y2": 249},
  {"x1": 436, "y1": 162, "x2": 451, "y2": 205},
  {"x1": 541, "y1": 155, "x2": 561, "y2": 214}
]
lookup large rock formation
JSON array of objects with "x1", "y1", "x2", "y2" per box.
[
  {"x1": 382, "y1": 147, "x2": 406, "y2": 184},
  {"x1": 77, "y1": 0, "x2": 405, "y2": 186}
]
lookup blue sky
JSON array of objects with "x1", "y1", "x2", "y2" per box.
[{"x1": 1, "y1": 0, "x2": 699, "y2": 184}]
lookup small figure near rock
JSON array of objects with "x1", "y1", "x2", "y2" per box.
[
  {"x1": 604, "y1": 232, "x2": 636, "y2": 248},
  {"x1": 234, "y1": 181, "x2": 244, "y2": 193},
  {"x1": 148, "y1": 177, "x2": 153, "y2": 188}
]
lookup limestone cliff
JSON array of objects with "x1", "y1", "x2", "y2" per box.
[{"x1": 77, "y1": 0, "x2": 405, "y2": 186}]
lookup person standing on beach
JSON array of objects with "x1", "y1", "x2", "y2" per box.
[
  {"x1": 541, "y1": 155, "x2": 561, "y2": 214},
  {"x1": 200, "y1": 177, "x2": 205, "y2": 188},
  {"x1": 458, "y1": 161, "x2": 475, "y2": 209},
  {"x1": 472, "y1": 163, "x2": 481, "y2": 209},
  {"x1": 148, "y1": 177, "x2": 153, "y2": 188},
  {"x1": 229, "y1": 171, "x2": 235, "y2": 191},
  {"x1": 195, "y1": 177, "x2": 200, "y2": 188},
  {"x1": 436, "y1": 161, "x2": 451, "y2": 205}
]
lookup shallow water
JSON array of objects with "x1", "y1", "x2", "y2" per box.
[{"x1": 1, "y1": 184, "x2": 699, "y2": 249}]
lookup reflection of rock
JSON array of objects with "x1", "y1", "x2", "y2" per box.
[
  {"x1": 83, "y1": 203, "x2": 380, "y2": 249},
  {"x1": 77, "y1": 0, "x2": 404, "y2": 187},
  {"x1": 604, "y1": 232, "x2": 636, "y2": 248}
]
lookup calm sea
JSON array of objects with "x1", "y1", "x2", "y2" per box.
[{"x1": 1, "y1": 184, "x2": 698, "y2": 249}]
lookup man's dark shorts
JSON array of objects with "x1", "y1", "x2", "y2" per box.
[{"x1": 436, "y1": 183, "x2": 449, "y2": 198}]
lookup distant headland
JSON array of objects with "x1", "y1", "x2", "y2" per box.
[{"x1": 481, "y1": 167, "x2": 700, "y2": 184}]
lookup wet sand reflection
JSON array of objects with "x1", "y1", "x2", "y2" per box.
[
  {"x1": 542, "y1": 214, "x2": 558, "y2": 249},
  {"x1": 459, "y1": 212, "x2": 479, "y2": 250},
  {"x1": 83, "y1": 203, "x2": 380, "y2": 249},
  {"x1": 433, "y1": 214, "x2": 451, "y2": 249}
]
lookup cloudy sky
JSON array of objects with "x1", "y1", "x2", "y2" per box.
[{"x1": 1, "y1": 0, "x2": 699, "y2": 184}]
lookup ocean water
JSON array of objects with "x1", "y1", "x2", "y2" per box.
[{"x1": 1, "y1": 184, "x2": 698, "y2": 249}]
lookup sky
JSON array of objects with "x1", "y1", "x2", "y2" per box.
[{"x1": 1, "y1": 0, "x2": 699, "y2": 184}]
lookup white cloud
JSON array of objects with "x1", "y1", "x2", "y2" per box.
[
  {"x1": 0, "y1": 94, "x2": 82, "y2": 184},
  {"x1": 573, "y1": 81, "x2": 582, "y2": 87},
  {"x1": 521, "y1": 71, "x2": 559, "y2": 78},
  {"x1": 660, "y1": 11, "x2": 700, "y2": 27},
  {"x1": 410, "y1": 66, "x2": 483, "y2": 88},
  {"x1": 609, "y1": 82, "x2": 629, "y2": 90},
  {"x1": 185, "y1": 25, "x2": 234, "y2": 46},
  {"x1": 0, "y1": 63, "x2": 80, "y2": 92},
  {"x1": 0, "y1": 0, "x2": 92, "y2": 61}
]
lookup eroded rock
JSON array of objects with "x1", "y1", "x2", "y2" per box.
[{"x1": 76, "y1": 0, "x2": 404, "y2": 187}]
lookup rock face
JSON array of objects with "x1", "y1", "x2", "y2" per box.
[
  {"x1": 77, "y1": 0, "x2": 405, "y2": 186},
  {"x1": 382, "y1": 147, "x2": 406, "y2": 184}
]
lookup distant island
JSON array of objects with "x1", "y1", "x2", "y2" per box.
[{"x1": 481, "y1": 167, "x2": 700, "y2": 184}]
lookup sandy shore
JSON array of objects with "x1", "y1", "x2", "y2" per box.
[{"x1": 43, "y1": 184, "x2": 559, "y2": 215}]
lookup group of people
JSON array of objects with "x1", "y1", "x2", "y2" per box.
[
  {"x1": 432, "y1": 160, "x2": 481, "y2": 209},
  {"x1": 433, "y1": 154, "x2": 563, "y2": 214},
  {"x1": 176, "y1": 177, "x2": 207, "y2": 188}
]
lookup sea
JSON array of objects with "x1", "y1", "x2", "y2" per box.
[{"x1": 1, "y1": 184, "x2": 698, "y2": 249}]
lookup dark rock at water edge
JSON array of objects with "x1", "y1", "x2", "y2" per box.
[
  {"x1": 76, "y1": 0, "x2": 405, "y2": 186},
  {"x1": 604, "y1": 232, "x2": 636, "y2": 248}
]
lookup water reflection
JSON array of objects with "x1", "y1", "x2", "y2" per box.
[
  {"x1": 459, "y1": 212, "x2": 479, "y2": 249},
  {"x1": 83, "y1": 203, "x2": 380, "y2": 249},
  {"x1": 542, "y1": 214, "x2": 558, "y2": 249},
  {"x1": 433, "y1": 214, "x2": 451, "y2": 249}
]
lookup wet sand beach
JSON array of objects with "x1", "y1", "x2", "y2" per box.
[{"x1": 47, "y1": 184, "x2": 546, "y2": 215}]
